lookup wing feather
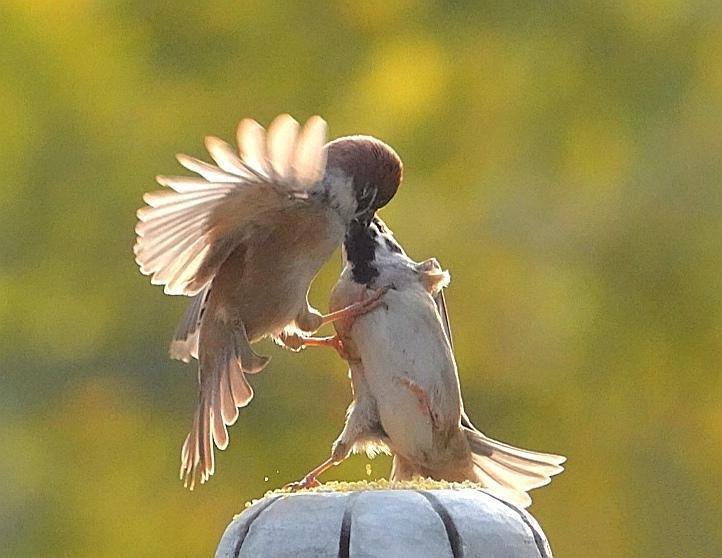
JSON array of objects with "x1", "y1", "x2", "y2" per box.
[
  {"x1": 133, "y1": 114, "x2": 328, "y2": 296},
  {"x1": 434, "y1": 289, "x2": 453, "y2": 350},
  {"x1": 134, "y1": 213, "x2": 207, "y2": 260},
  {"x1": 142, "y1": 189, "x2": 228, "y2": 207},
  {"x1": 204, "y1": 136, "x2": 253, "y2": 178},
  {"x1": 293, "y1": 115, "x2": 327, "y2": 187},
  {"x1": 175, "y1": 154, "x2": 242, "y2": 183},
  {"x1": 266, "y1": 113, "x2": 299, "y2": 180},
  {"x1": 138, "y1": 225, "x2": 205, "y2": 272},
  {"x1": 154, "y1": 176, "x2": 238, "y2": 194},
  {"x1": 136, "y1": 194, "x2": 224, "y2": 221},
  {"x1": 149, "y1": 236, "x2": 209, "y2": 286},
  {"x1": 164, "y1": 243, "x2": 212, "y2": 295},
  {"x1": 237, "y1": 118, "x2": 269, "y2": 177},
  {"x1": 134, "y1": 206, "x2": 207, "y2": 237}
]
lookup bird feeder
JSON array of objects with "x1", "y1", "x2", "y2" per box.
[{"x1": 216, "y1": 480, "x2": 554, "y2": 557}]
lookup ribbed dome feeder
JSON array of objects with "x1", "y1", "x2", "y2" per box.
[{"x1": 216, "y1": 480, "x2": 554, "y2": 558}]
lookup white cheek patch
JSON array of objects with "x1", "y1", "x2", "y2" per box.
[{"x1": 324, "y1": 170, "x2": 357, "y2": 223}]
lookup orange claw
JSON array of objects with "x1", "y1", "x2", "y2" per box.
[
  {"x1": 284, "y1": 458, "x2": 335, "y2": 491},
  {"x1": 301, "y1": 335, "x2": 350, "y2": 360}
]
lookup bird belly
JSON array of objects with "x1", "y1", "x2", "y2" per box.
[
  {"x1": 210, "y1": 207, "x2": 344, "y2": 340},
  {"x1": 347, "y1": 287, "x2": 461, "y2": 465}
]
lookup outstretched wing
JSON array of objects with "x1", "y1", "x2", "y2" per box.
[{"x1": 133, "y1": 114, "x2": 328, "y2": 296}]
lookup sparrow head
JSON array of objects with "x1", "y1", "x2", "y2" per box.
[
  {"x1": 323, "y1": 135, "x2": 403, "y2": 224},
  {"x1": 342, "y1": 215, "x2": 407, "y2": 285},
  {"x1": 368, "y1": 216, "x2": 406, "y2": 257}
]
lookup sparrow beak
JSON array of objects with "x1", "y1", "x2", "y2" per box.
[
  {"x1": 373, "y1": 179, "x2": 399, "y2": 210},
  {"x1": 354, "y1": 185, "x2": 379, "y2": 222}
]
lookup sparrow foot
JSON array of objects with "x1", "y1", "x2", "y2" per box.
[
  {"x1": 319, "y1": 286, "x2": 389, "y2": 328},
  {"x1": 284, "y1": 474, "x2": 322, "y2": 492},
  {"x1": 298, "y1": 335, "x2": 350, "y2": 360},
  {"x1": 284, "y1": 457, "x2": 336, "y2": 491}
]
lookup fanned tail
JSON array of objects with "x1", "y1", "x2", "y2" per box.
[
  {"x1": 179, "y1": 320, "x2": 269, "y2": 489},
  {"x1": 464, "y1": 427, "x2": 566, "y2": 508}
]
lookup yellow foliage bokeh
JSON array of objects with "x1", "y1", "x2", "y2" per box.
[{"x1": 1, "y1": 1, "x2": 720, "y2": 556}]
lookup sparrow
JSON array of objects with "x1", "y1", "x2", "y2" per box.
[
  {"x1": 291, "y1": 217, "x2": 566, "y2": 507},
  {"x1": 133, "y1": 114, "x2": 403, "y2": 488}
]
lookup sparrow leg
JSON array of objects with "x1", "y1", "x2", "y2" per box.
[
  {"x1": 277, "y1": 331, "x2": 349, "y2": 359},
  {"x1": 286, "y1": 371, "x2": 380, "y2": 491},
  {"x1": 284, "y1": 458, "x2": 337, "y2": 490},
  {"x1": 294, "y1": 288, "x2": 388, "y2": 335},
  {"x1": 300, "y1": 335, "x2": 350, "y2": 360}
]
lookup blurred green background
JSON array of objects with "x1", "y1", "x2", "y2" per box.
[{"x1": 2, "y1": 1, "x2": 721, "y2": 556}]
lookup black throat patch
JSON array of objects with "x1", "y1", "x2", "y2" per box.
[{"x1": 344, "y1": 220, "x2": 379, "y2": 285}]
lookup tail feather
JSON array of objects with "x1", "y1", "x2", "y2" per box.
[
  {"x1": 475, "y1": 453, "x2": 550, "y2": 490},
  {"x1": 465, "y1": 427, "x2": 566, "y2": 508},
  {"x1": 472, "y1": 464, "x2": 532, "y2": 508},
  {"x1": 237, "y1": 336, "x2": 271, "y2": 374},
  {"x1": 486, "y1": 446, "x2": 564, "y2": 477},
  {"x1": 179, "y1": 321, "x2": 264, "y2": 489},
  {"x1": 473, "y1": 433, "x2": 566, "y2": 466}
]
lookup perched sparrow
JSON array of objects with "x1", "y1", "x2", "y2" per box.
[
  {"x1": 292, "y1": 217, "x2": 565, "y2": 507},
  {"x1": 133, "y1": 115, "x2": 403, "y2": 488}
]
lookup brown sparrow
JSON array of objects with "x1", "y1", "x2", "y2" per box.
[{"x1": 134, "y1": 115, "x2": 403, "y2": 488}]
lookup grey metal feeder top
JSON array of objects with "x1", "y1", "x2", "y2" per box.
[{"x1": 216, "y1": 481, "x2": 553, "y2": 558}]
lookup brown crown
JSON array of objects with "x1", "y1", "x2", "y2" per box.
[{"x1": 325, "y1": 135, "x2": 403, "y2": 210}]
